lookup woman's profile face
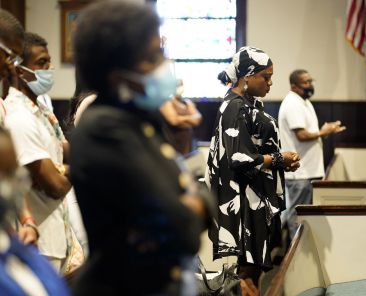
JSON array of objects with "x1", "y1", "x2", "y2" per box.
[{"x1": 247, "y1": 65, "x2": 273, "y2": 98}]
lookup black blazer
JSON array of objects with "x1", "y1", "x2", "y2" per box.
[{"x1": 70, "y1": 101, "x2": 213, "y2": 295}]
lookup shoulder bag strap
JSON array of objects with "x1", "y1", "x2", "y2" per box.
[{"x1": 198, "y1": 257, "x2": 229, "y2": 293}]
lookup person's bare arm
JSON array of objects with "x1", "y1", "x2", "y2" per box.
[
  {"x1": 160, "y1": 99, "x2": 202, "y2": 127},
  {"x1": 261, "y1": 151, "x2": 300, "y2": 171},
  {"x1": 62, "y1": 141, "x2": 70, "y2": 164},
  {"x1": 18, "y1": 196, "x2": 39, "y2": 245},
  {"x1": 294, "y1": 121, "x2": 346, "y2": 142},
  {"x1": 184, "y1": 99, "x2": 203, "y2": 126},
  {"x1": 26, "y1": 158, "x2": 71, "y2": 199}
]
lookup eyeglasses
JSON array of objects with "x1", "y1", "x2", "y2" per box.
[{"x1": 0, "y1": 41, "x2": 23, "y2": 66}]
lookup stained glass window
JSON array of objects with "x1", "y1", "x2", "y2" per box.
[
  {"x1": 156, "y1": 0, "x2": 236, "y2": 18},
  {"x1": 160, "y1": 19, "x2": 236, "y2": 60},
  {"x1": 156, "y1": 0, "x2": 237, "y2": 99}
]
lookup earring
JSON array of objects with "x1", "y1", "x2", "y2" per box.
[
  {"x1": 118, "y1": 83, "x2": 132, "y2": 102},
  {"x1": 243, "y1": 82, "x2": 248, "y2": 91}
]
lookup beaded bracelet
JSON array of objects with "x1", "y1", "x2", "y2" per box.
[{"x1": 270, "y1": 152, "x2": 285, "y2": 169}]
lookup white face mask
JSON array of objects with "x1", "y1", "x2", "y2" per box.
[{"x1": 19, "y1": 65, "x2": 55, "y2": 96}]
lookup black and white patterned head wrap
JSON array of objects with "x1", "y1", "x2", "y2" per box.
[{"x1": 218, "y1": 46, "x2": 273, "y2": 85}]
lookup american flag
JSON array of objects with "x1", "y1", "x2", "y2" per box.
[{"x1": 346, "y1": 0, "x2": 366, "y2": 56}]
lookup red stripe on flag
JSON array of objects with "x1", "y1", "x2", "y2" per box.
[
  {"x1": 351, "y1": 0, "x2": 365, "y2": 41},
  {"x1": 357, "y1": 10, "x2": 365, "y2": 50},
  {"x1": 346, "y1": 0, "x2": 366, "y2": 56},
  {"x1": 346, "y1": 0, "x2": 357, "y2": 33}
]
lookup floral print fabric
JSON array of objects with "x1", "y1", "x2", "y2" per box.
[{"x1": 205, "y1": 90, "x2": 285, "y2": 270}]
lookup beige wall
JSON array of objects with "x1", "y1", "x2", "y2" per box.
[
  {"x1": 25, "y1": 0, "x2": 144, "y2": 100},
  {"x1": 247, "y1": 0, "x2": 366, "y2": 101},
  {"x1": 25, "y1": 0, "x2": 366, "y2": 101}
]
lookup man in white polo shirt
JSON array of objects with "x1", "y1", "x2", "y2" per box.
[{"x1": 278, "y1": 69, "x2": 346, "y2": 239}]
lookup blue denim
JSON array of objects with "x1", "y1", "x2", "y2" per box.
[{"x1": 285, "y1": 179, "x2": 313, "y2": 239}]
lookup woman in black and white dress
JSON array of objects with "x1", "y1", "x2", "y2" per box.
[{"x1": 205, "y1": 46, "x2": 300, "y2": 294}]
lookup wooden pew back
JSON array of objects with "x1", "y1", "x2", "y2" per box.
[
  {"x1": 265, "y1": 205, "x2": 366, "y2": 295},
  {"x1": 265, "y1": 223, "x2": 325, "y2": 296},
  {"x1": 296, "y1": 206, "x2": 366, "y2": 286},
  {"x1": 312, "y1": 181, "x2": 366, "y2": 205},
  {"x1": 326, "y1": 147, "x2": 366, "y2": 181}
]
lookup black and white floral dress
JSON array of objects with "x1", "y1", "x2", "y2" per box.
[{"x1": 205, "y1": 89, "x2": 285, "y2": 270}]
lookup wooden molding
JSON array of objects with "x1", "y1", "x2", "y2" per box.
[
  {"x1": 312, "y1": 180, "x2": 366, "y2": 188},
  {"x1": 335, "y1": 143, "x2": 366, "y2": 148},
  {"x1": 236, "y1": 0, "x2": 247, "y2": 49},
  {"x1": 58, "y1": 0, "x2": 94, "y2": 63},
  {"x1": 264, "y1": 224, "x2": 304, "y2": 296},
  {"x1": 296, "y1": 205, "x2": 366, "y2": 215}
]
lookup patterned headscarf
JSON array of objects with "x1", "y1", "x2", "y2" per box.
[{"x1": 218, "y1": 46, "x2": 273, "y2": 85}]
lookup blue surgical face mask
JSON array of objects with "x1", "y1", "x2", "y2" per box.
[
  {"x1": 119, "y1": 60, "x2": 177, "y2": 110},
  {"x1": 19, "y1": 65, "x2": 55, "y2": 96}
]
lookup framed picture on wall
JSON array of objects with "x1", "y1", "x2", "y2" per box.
[{"x1": 59, "y1": 0, "x2": 93, "y2": 63}]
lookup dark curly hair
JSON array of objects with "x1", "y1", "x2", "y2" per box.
[
  {"x1": 73, "y1": 0, "x2": 160, "y2": 95},
  {"x1": 22, "y1": 32, "x2": 47, "y2": 64}
]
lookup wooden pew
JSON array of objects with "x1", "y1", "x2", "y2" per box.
[
  {"x1": 311, "y1": 145, "x2": 366, "y2": 205},
  {"x1": 325, "y1": 146, "x2": 366, "y2": 181},
  {"x1": 265, "y1": 205, "x2": 366, "y2": 296},
  {"x1": 312, "y1": 181, "x2": 366, "y2": 205}
]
